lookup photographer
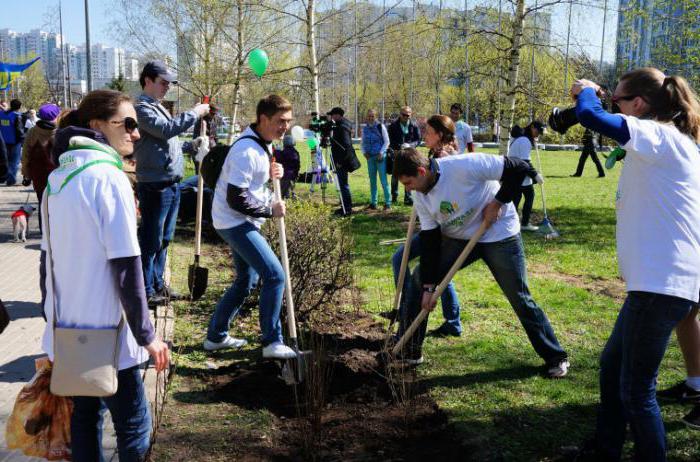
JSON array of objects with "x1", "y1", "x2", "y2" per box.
[
  {"x1": 387, "y1": 106, "x2": 421, "y2": 205},
  {"x1": 327, "y1": 107, "x2": 359, "y2": 216},
  {"x1": 569, "y1": 69, "x2": 700, "y2": 461}
]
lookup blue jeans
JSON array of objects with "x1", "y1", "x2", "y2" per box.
[
  {"x1": 595, "y1": 291, "x2": 693, "y2": 462},
  {"x1": 392, "y1": 234, "x2": 461, "y2": 333},
  {"x1": 335, "y1": 167, "x2": 352, "y2": 212},
  {"x1": 71, "y1": 365, "x2": 151, "y2": 462},
  {"x1": 401, "y1": 234, "x2": 567, "y2": 362},
  {"x1": 137, "y1": 181, "x2": 180, "y2": 296},
  {"x1": 367, "y1": 155, "x2": 391, "y2": 206},
  {"x1": 6, "y1": 143, "x2": 22, "y2": 185},
  {"x1": 207, "y1": 222, "x2": 285, "y2": 346}
]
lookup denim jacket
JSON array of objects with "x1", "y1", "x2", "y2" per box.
[{"x1": 134, "y1": 94, "x2": 197, "y2": 183}]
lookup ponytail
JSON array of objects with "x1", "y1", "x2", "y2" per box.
[
  {"x1": 656, "y1": 76, "x2": 700, "y2": 142},
  {"x1": 57, "y1": 109, "x2": 82, "y2": 129},
  {"x1": 620, "y1": 67, "x2": 700, "y2": 142}
]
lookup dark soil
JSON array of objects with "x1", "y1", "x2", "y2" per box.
[{"x1": 155, "y1": 310, "x2": 473, "y2": 461}]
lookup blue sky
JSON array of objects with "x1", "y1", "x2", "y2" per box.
[
  {"x1": 1, "y1": 0, "x2": 114, "y2": 46},
  {"x1": 1, "y1": 0, "x2": 618, "y2": 63}
]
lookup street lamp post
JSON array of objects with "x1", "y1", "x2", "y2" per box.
[{"x1": 85, "y1": 0, "x2": 93, "y2": 92}]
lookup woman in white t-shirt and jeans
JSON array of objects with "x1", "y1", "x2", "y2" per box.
[
  {"x1": 44, "y1": 90, "x2": 169, "y2": 461},
  {"x1": 507, "y1": 121, "x2": 544, "y2": 231},
  {"x1": 570, "y1": 68, "x2": 700, "y2": 461}
]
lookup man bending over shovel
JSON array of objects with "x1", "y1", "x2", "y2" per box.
[
  {"x1": 203, "y1": 95, "x2": 296, "y2": 359},
  {"x1": 394, "y1": 148, "x2": 569, "y2": 378}
]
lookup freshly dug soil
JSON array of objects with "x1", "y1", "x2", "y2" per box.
[{"x1": 155, "y1": 311, "x2": 473, "y2": 461}]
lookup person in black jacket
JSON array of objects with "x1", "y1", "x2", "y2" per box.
[
  {"x1": 387, "y1": 106, "x2": 421, "y2": 205},
  {"x1": 571, "y1": 128, "x2": 605, "y2": 177},
  {"x1": 328, "y1": 107, "x2": 357, "y2": 216}
]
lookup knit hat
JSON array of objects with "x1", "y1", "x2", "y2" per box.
[{"x1": 38, "y1": 104, "x2": 61, "y2": 122}]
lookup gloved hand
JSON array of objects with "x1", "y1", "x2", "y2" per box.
[
  {"x1": 194, "y1": 136, "x2": 210, "y2": 162},
  {"x1": 22, "y1": 177, "x2": 31, "y2": 187}
]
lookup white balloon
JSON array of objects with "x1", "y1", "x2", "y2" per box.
[{"x1": 290, "y1": 125, "x2": 305, "y2": 142}]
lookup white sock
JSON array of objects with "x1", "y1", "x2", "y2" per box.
[{"x1": 685, "y1": 376, "x2": 700, "y2": 391}]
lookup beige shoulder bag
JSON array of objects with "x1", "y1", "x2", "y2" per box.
[{"x1": 44, "y1": 192, "x2": 123, "y2": 397}]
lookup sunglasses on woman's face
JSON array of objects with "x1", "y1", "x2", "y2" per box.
[
  {"x1": 611, "y1": 94, "x2": 639, "y2": 104},
  {"x1": 110, "y1": 117, "x2": 139, "y2": 134}
]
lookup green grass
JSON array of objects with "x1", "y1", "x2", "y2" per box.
[{"x1": 161, "y1": 146, "x2": 699, "y2": 461}]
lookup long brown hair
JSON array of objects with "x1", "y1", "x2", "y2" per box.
[
  {"x1": 58, "y1": 90, "x2": 132, "y2": 129},
  {"x1": 426, "y1": 114, "x2": 455, "y2": 144},
  {"x1": 620, "y1": 67, "x2": 700, "y2": 142}
]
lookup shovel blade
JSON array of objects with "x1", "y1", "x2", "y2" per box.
[
  {"x1": 188, "y1": 264, "x2": 209, "y2": 301},
  {"x1": 280, "y1": 350, "x2": 312, "y2": 385}
]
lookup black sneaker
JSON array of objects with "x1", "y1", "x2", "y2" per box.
[
  {"x1": 333, "y1": 208, "x2": 352, "y2": 217},
  {"x1": 656, "y1": 380, "x2": 700, "y2": 404},
  {"x1": 147, "y1": 294, "x2": 167, "y2": 308},
  {"x1": 367, "y1": 204, "x2": 377, "y2": 210},
  {"x1": 428, "y1": 322, "x2": 462, "y2": 338},
  {"x1": 560, "y1": 439, "x2": 615, "y2": 462},
  {"x1": 682, "y1": 405, "x2": 700, "y2": 430},
  {"x1": 159, "y1": 286, "x2": 187, "y2": 301},
  {"x1": 379, "y1": 309, "x2": 399, "y2": 322}
]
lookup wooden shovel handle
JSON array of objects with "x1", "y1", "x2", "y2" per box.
[
  {"x1": 393, "y1": 207, "x2": 418, "y2": 313},
  {"x1": 272, "y1": 177, "x2": 297, "y2": 341},
  {"x1": 194, "y1": 120, "x2": 207, "y2": 257},
  {"x1": 392, "y1": 220, "x2": 489, "y2": 356}
]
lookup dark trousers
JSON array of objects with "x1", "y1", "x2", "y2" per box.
[
  {"x1": 137, "y1": 181, "x2": 181, "y2": 296},
  {"x1": 391, "y1": 174, "x2": 412, "y2": 204},
  {"x1": 575, "y1": 145, "x2": 605, "y2": 176},
  {"x1": 336, "y1": 167, "x2": 352, "y2": 212},
  {"x1": 596, "y1": 291, "x2": 693, "y2": 461},
  {"x1": 513, "y1": 185, "x2": 535, "y2": 226},
  {"x1": 400, "y1": 235, "x2": 567, "y2": 363},
  {"x1": 71, "y1": 365, "x2": 151, "y2": 462}
]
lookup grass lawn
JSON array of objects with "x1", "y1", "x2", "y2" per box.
[{"x1": 156, "y1": 145, "x2": 699, "y2": 461}]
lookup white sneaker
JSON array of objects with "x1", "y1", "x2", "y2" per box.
[
  {"x1": 521, "y1": 224, "x2": 539, "y2": 232},
  {"x1": 547, "y1": 359, "x2": 570, "y2": 378},
  {"x1": 203, "y1": 335, "x2": 247, "y2": 351},
  {"x1": 262, "y1": 342, "x2": 297, "y2": 359}
]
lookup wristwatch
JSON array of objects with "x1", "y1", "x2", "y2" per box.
[{"x1": 423, "y1": 286, "x2": 437, "y2": 293}]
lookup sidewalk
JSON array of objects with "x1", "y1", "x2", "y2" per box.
[{"x1": 0, "y1": 185, "x2": 173, "y2": 461}]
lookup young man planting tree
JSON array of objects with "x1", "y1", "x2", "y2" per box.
[
  {"x1": 203, "y1": 95, "x2": 296, "y2": 359},
  {"x1": 394, "y1": 148, "x2": 570, "y2": 378}
]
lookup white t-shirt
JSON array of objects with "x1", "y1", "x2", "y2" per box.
[
  {"x1": 455, "y1": 121, "x2": 474, "y2": 154},
  {"x1": 212, "y1": 126, "x2": 273, "y2": 230},
  {"x1": 413, "y1": 154, "x2": 520, "y2": 242},
  {"x1": 617, "y1": 116, "x2": 700, "y2": 302},
  {"x1": 508, "y1": 136, "x2": 533, "y2": 186},
  {"x1": 41, "y1": 137, "x2": 148, "y2": 370}
]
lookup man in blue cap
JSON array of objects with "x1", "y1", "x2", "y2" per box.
[{"x1": 134, "y1": 60, "x2": 210, "y2": 306}]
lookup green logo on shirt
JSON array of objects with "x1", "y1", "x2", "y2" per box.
[{"x1": 440, "y1": 201, "x2": 458, "y2": 217}]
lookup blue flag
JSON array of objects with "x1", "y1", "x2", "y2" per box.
[{"x1": 0, "y1": 57, "x2": 41, "y2": 90}]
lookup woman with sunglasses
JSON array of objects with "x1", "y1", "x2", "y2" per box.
[
  {"x1": 45, "y1": 90, "x2": 169, "y2": 462},
  {"x1": 570, "y1": 68, "x2": 700, "y2": 461}
]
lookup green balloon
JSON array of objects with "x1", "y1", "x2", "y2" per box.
[
  {"x1": 307, "y1": 137, "x2": 318, "y2": 150},
  {"x1": 248, "y1": 49, "x2": 269, "y2": 77}
]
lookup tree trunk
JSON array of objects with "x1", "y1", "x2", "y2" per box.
[
  {"x1": 498, "y1": 0, "x2": 526, "y2": 155},
  {"x1": 307, "y1": 0, "x2": 320, "y2": 114},
  {"x1": 227, "y1": 0, "x2": 245, "y2": 145}
]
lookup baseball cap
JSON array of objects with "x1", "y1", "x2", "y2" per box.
[
  {"x1": 141, "y1": 60, "x2": 178, "y2": 84},
  {"x1": 38, "y1": 103, "x2": 61, "y2": 121},
  {"x1": 327, "y1": 107, "x2": 344, "y2": 117}
]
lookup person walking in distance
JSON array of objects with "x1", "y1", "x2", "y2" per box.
[{"x1": 387, "y1": 106, "x2": 421, "y2": 205}]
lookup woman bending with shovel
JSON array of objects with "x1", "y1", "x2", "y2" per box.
[
  {"x1": 393, "y1": 148, "x2": 569, "y2": 378},
  {"x1": 203, "y1": 95, "x2": 296, "y2": 360}
]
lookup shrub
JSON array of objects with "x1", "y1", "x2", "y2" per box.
[{"x1": 262, "y1": 201, "x2": 354, "y2": 320}]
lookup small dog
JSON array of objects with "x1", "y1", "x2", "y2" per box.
[{"x1": 11, "y1": 205, "x2": 35, "y2": 242}]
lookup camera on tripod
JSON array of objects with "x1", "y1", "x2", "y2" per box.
[
  {"x1": 310, "y1": 115, "x2": 335, "y2": 148},
  {"x1": 548, "y1": 87, "x2": 611, "y2": 135}
]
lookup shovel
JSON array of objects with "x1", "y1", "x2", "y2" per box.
[
  {"x1": 272, "y1": 176, "x2": 311, "y2": 385},
  {"x1": 385, "y1": 220, "x2": 489, "y2": 363},
  {"x1": 188, "y1": 120, "x2": 209, "y2": 300}
]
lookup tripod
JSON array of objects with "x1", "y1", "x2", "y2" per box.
[{"x1": 307, "y1": 138, "x2": 348, "y2": 215}]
